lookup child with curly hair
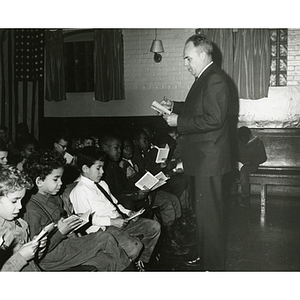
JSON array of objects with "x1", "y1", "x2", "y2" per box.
[
  {"x1": 0, "y1": 164, "x2": 47, "y2": 271},
  {"x1": 23, "y1": 149, "x2": 131, "y2": 271}
]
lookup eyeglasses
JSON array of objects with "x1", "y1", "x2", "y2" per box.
[{"x1": 58, "y1": 143, "x2": 67, "y2": 149}]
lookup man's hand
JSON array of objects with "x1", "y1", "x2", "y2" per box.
[
  {"x1": 163, "y1": 113, "x2": 178, "y2": 127},
  {"x1": 159, "y1": 96, "x2": 173, "y2": 110}
]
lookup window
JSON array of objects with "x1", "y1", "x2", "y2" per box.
[
  {"x1": 270, "y1": 29, "x2": 287, "y2": 86},
  {"x1": 64, "y1": 41, "x2": 94, "y2": 92},
  {"x1": 63, "y1": 30, "x2": 94, "y2": 93}
]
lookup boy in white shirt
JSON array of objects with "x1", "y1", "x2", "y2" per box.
[{"x1": 70, "y1": 146, "x2": 161, "y2": 270}]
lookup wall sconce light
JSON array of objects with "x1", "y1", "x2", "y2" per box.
[{"x1": 150, "y1": 29, "x2": 164, "y2": 63}]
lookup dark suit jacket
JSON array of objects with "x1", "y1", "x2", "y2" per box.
[{"x1": 173, "y1": 63, "x2": 231, "y2": 177}]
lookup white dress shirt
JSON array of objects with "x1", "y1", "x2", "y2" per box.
[
  {"x1": 70, "y1": 175, "x2": 131, "y2": 233},
  {"x1": 196, "y1": 61, "x2": 213, "y2": 80}
]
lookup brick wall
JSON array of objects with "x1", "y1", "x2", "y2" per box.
[
  {"x1": 287, "y1": 28, "x2": 300, "y2": 86},
  {"x1": 45, "y1": 28, "x2": 300, "y2": 122},
  {"x1": 123, "y1": 28, "x2": 195, "y2": 96},
  {"x1": 124, "y1": 28, "x2": 300, "y2": 91}
]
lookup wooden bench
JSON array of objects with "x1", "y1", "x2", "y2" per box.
[{"x1": 246, "y1": 128, "x2": 300, "y2": 218}]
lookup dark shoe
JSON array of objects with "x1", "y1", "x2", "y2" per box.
[{"x1": 183, "y1": 256, "x2": 201, "y2": 267}]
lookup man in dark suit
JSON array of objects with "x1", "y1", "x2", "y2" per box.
[{"x1": 161, "y1": 34, "x2": 231, "y2": 270}]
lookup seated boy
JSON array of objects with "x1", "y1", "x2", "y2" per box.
[
  {"x1": 119, "y1": 137, "x2": 144, "y2": 191},
  {"x1": 131, "y1": 130, "x2": 192, "y2": 254},
  {"x1": 23, "y1": 149, "x2": 131, "y2": 271},
  {"x1": 16, "y1": 136, "x2": 37, "y2": 171},
  {"x1": 0, "y1": 139, "x2": 8, "y2": 166},
  {"x1": 80, "y1": 134, "x2": 96, "y2": 148},
  {"x1": 70, "y1": 146, "x2": 161, "y2": 270},
  {"x1": 100, "y1": 134, "x2": 150, "y2": 211},
  {"x1": 52, "y1": 130, "x2": 74, "y2": 165},
  {"x1": 0, "y1": 125, "x2": 19, "y2": 157},
  {"x1": 237, "y1": 126, "x2": 267, "y2": 206},
  {"x1": 52, "y1": 131, "x2": 80, "y2": 185},
  {"x1": 142, "y1": 129, "x2": 191, "y2": 213},
  {"x1": 0, "y1": 164, "x2": 47, "y2": 271}
]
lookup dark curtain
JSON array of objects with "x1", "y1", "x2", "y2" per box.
[
  {"x1": 0, "y1": 30, "x2": 14, "y2": 139},
  {"x1": 233, "y1": 29, "x2": 271, "y2": 99},
  {"x1": 94, "y1": 29, "x2": 125, "y2": 102},
  {"x1": 45, "y1": 29, "x2": 66, "y2": 101},
  {"x1": 202, "y1": 28, "x2": 234, "y2": 78},
  {"x1": 0, "y1": 29, "x2": 44, "y2": 141},
  {"x1": 198, "y1": 28, "x2": 271, "y2": 100}
]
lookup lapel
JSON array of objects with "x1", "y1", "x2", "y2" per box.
[{"x1": 185, "y1": 62, "x2": 215, "y2": 102}]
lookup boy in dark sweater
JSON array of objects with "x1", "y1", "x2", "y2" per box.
[{"x1": 101, "y1": 135, "x2": 149, "y2": 211}]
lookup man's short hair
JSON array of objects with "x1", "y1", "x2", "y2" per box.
[
  {"x1": 185, "y1": 34, "x2": 213, "y2": 55},
  {"x1": 0, "y1": 164, "x2": 33, "y2": 197}
]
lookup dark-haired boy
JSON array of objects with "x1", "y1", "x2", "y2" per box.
[
  {"x1": 131, "y1": 130, "x2": 192, "y2": 254},
  {"x1": 23, "y1": 149, "x2": 131, "y2": 271},
  {"x1": 101, "y1": 135, "x2": 150, "y2": 211},
  {"x1": 70, "y1": 146, "x2": 161, "y2": 270}
]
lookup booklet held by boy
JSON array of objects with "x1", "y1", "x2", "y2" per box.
[
  {"x1": 154, "y1": 145, "x2": 169, "y2": 163},
  {"x1": 135, "y1": 171, "x2": 169, "y2": 191},
  {"x1": 63, "y1": 209, "x2": 93, "y2": 232}
]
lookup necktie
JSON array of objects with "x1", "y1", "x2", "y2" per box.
[
  {"x1": 15, "y1": 219, "x2": 22, "y2": 227},
  {"x1": 127, "y1": 159, "x2": 139, "y2": 173},
  {"x1": 94, "y1": 182, "x2": 127, "y2": 218}
]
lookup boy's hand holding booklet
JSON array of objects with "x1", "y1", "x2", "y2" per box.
[
  {"x1": 33, "y1": 222, "x2": 57, "y2": 242},
  {"x1": 125, "y1": 208, "x2": 145, "y2": 221},
  {"x1": 135, "y1": 171, "x2": 169, "y2": 191},
  {"x1": 63, "y1": 209, "x2": 92, "y2": 232}
]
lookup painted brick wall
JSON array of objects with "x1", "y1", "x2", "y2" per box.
[
  {"x1": 123, "y1": 28, "x2": 195, "y2": 96},
  {"x1": 45, "y1": 28, "x2": 300, "y2": 124},
  {"x1": 288, "y1": 28, "x2": 300, "y2": 86},
  {"x1": 124, "y1": 28, "x2": 300, "y2": 90}
]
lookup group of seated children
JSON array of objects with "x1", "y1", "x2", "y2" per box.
[
  {"x1": 0, "y1": 121, "x2": 268, "y2": 271},
  {"x1": 0, "y1": 121, "x2": 198, "y2": 271},
  {"x1": 0, "y1": 120, "x2": 201, "y2": 271}
]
